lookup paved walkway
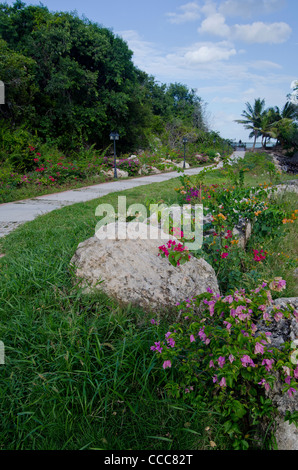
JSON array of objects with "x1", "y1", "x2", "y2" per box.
[{"x1": 0, "y1": 150, "x2": 245, "y2": 237}]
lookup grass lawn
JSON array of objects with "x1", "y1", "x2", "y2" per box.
[{"x1": 0, "y1": 152, "x2": 297, "y2": 450}]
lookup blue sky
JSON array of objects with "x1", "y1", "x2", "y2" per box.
[{"x1": 5, "y1": 0, "x2": 298, "y2": 142}]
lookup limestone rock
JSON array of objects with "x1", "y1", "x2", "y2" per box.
[
  {"x1": 175, "y1": 161, "x2": 190, "y2": 169},
  {"x1": 274, "y1": 418, "x2": 298, "y2": 450},
  {"x1": 102, "y1": 169, "x2": 128, "y2": 178},
  {"x1": 138, "y1": 164, "x2": 161, "y2": 175},
  {"x1": 257, "y1": 297, "x2": 298, "y2": 450},
  {"x1": 70, "y1": 222, "x2": 220, "y2": 312},
  {"x1": 138, "y1": 164, "x2": 150, "y2": 175},
  {"x1": 148, "y1": 166, "x2": 161, "y2": 174}
]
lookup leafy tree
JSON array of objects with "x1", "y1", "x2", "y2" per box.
[
  {"x1": 0, "y1": 38, "x2": 37, "y2": 124},
  {"x1": 0, "y1": 1, "x2": 209, "y2": 156}
]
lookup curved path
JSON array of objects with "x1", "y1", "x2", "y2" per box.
[{"x1": 0, "y1": 150, "x2": 245, "y2": 238}]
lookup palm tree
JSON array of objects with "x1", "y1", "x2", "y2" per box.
[
  {"x1": 260, "y1": 102, "x2": 297, "y2": 147},
  {"x1": 260, "y1": 107, "x2": 280, "y2": 148},
  {"x1": 235, "y1": 98, "x2": 266, "y2": 151},
  {"x1": 280, "y1": 101, "x2": 298, "y2": 120}
]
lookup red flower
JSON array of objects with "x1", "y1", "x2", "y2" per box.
[{"x1": 221, "y1": 253, "x2": 228, "y2": 259}]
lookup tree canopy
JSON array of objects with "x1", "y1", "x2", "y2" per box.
[{"x1": 0, "y1": 1, "x2": 208, "y2": 152}]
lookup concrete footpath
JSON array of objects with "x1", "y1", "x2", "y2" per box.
[{"x1": 0, "y1": 150, "x2": 244, "y2": 237}]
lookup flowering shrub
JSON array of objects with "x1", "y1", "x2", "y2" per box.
[
  {"x1": 150, "y1": 279, "x2": 298, "y2": 449},
  {"x1": 253, "y1": 249, "x2": 267, "y2": 262},
  {"x1": 118, "y1": 158, "x2": 140, "y2": 176},
  {"x1": 0, "y1": 147, "x2": 108, "y2": 194},
  {"x1": 105, "y1": 157, "x2": 140, "y2": 176},
  {"x1": 158, "y1": 229, "x2": 191, "y2": 267}
]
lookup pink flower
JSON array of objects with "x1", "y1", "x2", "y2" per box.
[
  {"x1": 190, "y1": 334, "x2": 195, "y2": 343},
  {"x1": 219, "y1": 377, "x2": 226, "y2": 387},
  {"x1": 269, "y1": 277, "x2": 286, "y2": 292},
  {"x1": 218, "y1": 356, "x2": 225, "y2": 368},
  {"x1": 212, "y1": 375, "x2": 218, "y2": 383},
  {"x1": 263, "y1": 311, "x2": 270, "y2": 321},
  {"x1": 241, "y1": 355, "x2": 255, "y2": 368},
  {"x1": 198, "y1": 328, "x2": 207, "y2": 342},
  {"x1": 251, "y1": 323, "x2": 257, "y2": 334},
  {"x1": 223, "y1": 295, "x2": 233, "y2": 304},
  {"x1": 221, "y1": 252, "x2": 228, "y2": 259},
  {"x1": 262, "y1": 358, "x2": 274, "y2": 371},
  {"x1": 150, "y1": 342, "x2": 163, "y2": 353},
  {"x1": 288, "y1": 388, "x2": 296, "y2": 397},
  {"x1": 254, "y1": 342, "x2": 265, "y2": 354},
  {"x1": 228, "y1": 354, "x2": 235, "y2": 363},
  {"x1": 274, "y1": 311, "x2": 283, "y2": 322},
  {"x1": 163, "y1": 360, "x2": 172, "y2": 369},
  {"x1": 209, "y1": 360, "x2": 215, "y2": 368},
  {"x1": 258, "y1": 379, "x2": 270, "y2": 392}
]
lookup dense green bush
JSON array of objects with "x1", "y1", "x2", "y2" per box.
[{"x1": 150, "y1": 280, "x2": 298, "y2": 449}]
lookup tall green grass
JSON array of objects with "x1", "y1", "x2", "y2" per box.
[{"x1": 0, "y1": 188, "x2": 230, "y2": 450}]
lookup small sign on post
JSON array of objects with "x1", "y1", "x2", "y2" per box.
[{"x1": 0, "y1": 81, "x2": 4, "y2": 104}]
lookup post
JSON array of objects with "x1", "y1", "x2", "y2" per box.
[
  {"x1": 113, "y1": 138, "x2": 117, "y2": 179},
  {"x1": 110, "y1": 132, "x2": 119, "y2": 179},
  {"x1": 182, "y1": 137, "x2": 188, "y2": 169}
]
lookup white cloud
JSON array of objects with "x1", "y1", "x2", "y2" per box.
[
  {"x1": 196, "y1": 3, "x2": 291, "y2": 44},
  {"x1": 118, "y1": 30, "x2": 160, "y2": 60},
  {"x1": 219, "y1": 0, "x2": 286, "y2": 18},
  {"x1": 198, "y1": 12, "x2": 230, "y2": 37},
  {"x1": 166, "y1": 2, "x2": 201, "y2": 24},
  {"x1": 232, "y1": 21, "x2": 292, "y2": 44},
  {"x1": 184, "y1": 41, "x2": 236, "y2": 63},
  {"x1": 249, "y1": 60, "x2": 282, "y2": 70},
  {"x1": 212, "y1": 96, "x2": 241, "y2": 103}
]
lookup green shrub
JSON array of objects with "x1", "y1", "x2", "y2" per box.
[
  {"x1": 0, "y1": 123, "x2": 40, "y2": 171},
  {"x1": 150, "y1": 280, "x2": 298, "y2": 449}
]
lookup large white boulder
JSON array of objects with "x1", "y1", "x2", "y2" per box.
[{"x1": 70, "y1": 222, "x2": 219, "y2": 312}]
